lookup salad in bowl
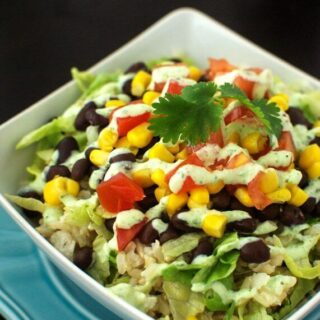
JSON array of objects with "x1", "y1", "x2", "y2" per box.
[{"x1": 7, "y1": 56, "x2": 320, "y2": 320}]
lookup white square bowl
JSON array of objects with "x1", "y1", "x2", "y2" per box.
[{"x1": 0, "y1": 7, "x2": 319, "y2": 320}]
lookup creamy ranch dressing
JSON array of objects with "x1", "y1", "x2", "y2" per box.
[
  {"x1": 151, "y1": 219, "x2": 168, "y2": 234},
  {"x1": 116, "y1": 209, "x2": 145, "y2": 229},
  {"x1": 146, "y1": 196, "x2": 169, "y2": 219},
  {"x1": 161, "y1": 77, "x2": 196, "y2": 96},
  {"x1": 257, "y1": 151, "x2": 293, "y2": 168},
  {"x1": 304, "y1": 179, "x2": 320, "y2": 202}
]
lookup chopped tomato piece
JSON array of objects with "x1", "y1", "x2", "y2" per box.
[
  {"x1": 116, "y1": 112, "x2": 151, "y2": 136},
  {"x1": 167, "y1": 80, "x2": 185, "y2": 95},
  {"x1": 224, "y1": 106, "x2": 255, "y2": 125},
  {"x1": 116, "y1": 218, "x2": 147, "y2": 251},
  {"x1": 154, "y1": 82, "x2": 165, "y2": 92},
  {"x1": 247, "y1": 172, "x2": 272, "y2": 210},
  {"x1": 187, "y1": 129, "x2": 224, "y2": 154},
  {"x1": 233, "y1": 76, "x2": 255, "y2": 99},
  {"x1": 97, "y1": 173, "x2": 145, "y2": 213},
  {"x1": 208, "y1": 58, "x2": 235, "y2": 80},
  {"x1": 226, "y1": 153, "x2": 251, "y2": 169},
  {"x1": 276, "y1": 131, "x2": 297, "y2": 159}
]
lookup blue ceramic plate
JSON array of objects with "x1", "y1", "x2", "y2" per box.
[{"x1": 0, "y1": 206, "x2": 120, "y2": 320}]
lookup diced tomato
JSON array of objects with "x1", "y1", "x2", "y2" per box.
[
  {"x1": 233, "y1": 76, "x2": 255, "y2": 99},
  {"x1": 247, "y1": 172, "x2": 272, "y2": 210},
  {"x1": 226, "y1": 152, "x2": 251, "y2": 169},
  {"x1": 207, "y1": 58, "x2": 235, "y2": 80},
  {"x1": 224, "y1": 106, "x2": 255, "y2": 125},
  {"x1": 167, "y1": 80, "x2": 185, "y2": 95},
  {"x1": 116, "y1": 218, "x2": 147, "y2": 251},
  {"x1": 154, "y1": 82, "x2": 165, "y2": 92},
  {"x1": 276, "y1": 131, "x2": 297, "y2": 159},
  {"x1": 116, "y1": 112, "x2": 151, "y2": 136},
  {"x1": 97, "y1": 173, "x2": 145, "y2": 213},
  {"x1": 187, "y1": 129, "x2": 224, "y2": 154},
  {"x1": 166, "y1": 153, "x2": 204, "y2": 193}
]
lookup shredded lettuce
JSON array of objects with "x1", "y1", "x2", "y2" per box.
[
  {"x1": 238, "y1": 302, "x2": 273, "y2": 320},
  {"x1": 5, "y1": 194, "x2": 45, "y2": 213},
  {"x1": 71, "y1": 67, "x2": 96, "y2": 93}
]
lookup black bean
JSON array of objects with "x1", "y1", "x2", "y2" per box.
[
  {"x1": 298, "y1": 169, "x2": 309, "y2": 188},
  {"x1": 240, "y1": 240, "x2": 270, "y2": 263},
  {"x1": 310, "y1": 137, "x2": 320, "y2": 146},
  {"x1": 74, "y1": 101, "x2": 97, "y2": 131},
  {"x1": 85, "y1": 147, "x2": 98, "y2": 160},
  {"x1": 301, "y1": 197, "x2": 316, "y2": 215},
  {"x1": 230, "y1": 198, "x2": 256, "y2": 216},
  {"x1": 122, "y1": 79, "x2": 134, "y2": 98},
  {"x1": 170, "y1": 58, "x2": 182, "y2": 63},
  {"x1": 160, "y1": 211, "x2": 170, "y2": 223},
  {"x1": 109, "y1": 152, "x2": 136, "y2": 164},
  {"x1": 56, "y1": 136, "x2": 79, "y2": 164},
  {"x1": 210, "y1": 189, "x2": 231, "y2": 210},
  {"x1": 104, "y1": 218, "x2": 116, "y2": 232},
  {"x1": 183, "y1": 251, "x2": 194, "y2": 264},
  {"x1": 73, "y1": 246, "x2": 93, "y2": 270},
  {"x1": 279, "y1": 204, "x2": 305, "y2": 226},
  {"x1": 136, "y1": 186, "x2": 158, "y2": 211},
  {"x1": 71, "y1": 158, "x2": 90, "y2": 181},
  {"x1": 193, "y1": 237, "x2": 213, "y2": 259},
  {"x1": 170, "y1": 213, "x2": 199, "y2": 233},
  {"x1": 136, "y1": 137, "x2": 160, "y2": 159},
  {"x1": 228, "y1": 218, "x2": 257, "y2": 234},
  {"x1": 259, "y1": 204, "x2": 283, "y2": 221},
  {"x1": 138, "y1": 219, "x2": 162, "y2": 245},
  {"x1": 88, "y1": 165, "x2": 100, "y2": 176},
  {"x1": 46, "y1": 165, "x2": 71, "y2": 181},
  {"x1": 125, "y1": 62, "x2": 149, "y2": 74},
  {"x1": 18, "y1": 190, "x2": 43, "y2": 218},
  {"x1": 159, "y1": 225, "x2": 179, "y2": 244},
  {"x1": 287, "y1": 107, "x2": 312, "y2": 129},
  {"x1": 85, "y1": 108, "x2": 108, "y2": 127},
  {"x1": 198, "y1": 74, "x2": 209, "y2": 82},
  {"x1": 313, "y1": 202, "x2": 320, "y2": 216}
]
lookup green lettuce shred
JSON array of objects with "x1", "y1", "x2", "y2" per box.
[{"x1": 5, "y1": 194, "x2": 45, "y2": 213}]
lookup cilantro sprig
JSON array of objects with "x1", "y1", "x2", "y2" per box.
[{"x1": 149, "y1": 82, "x2": 282, "y2": 145}]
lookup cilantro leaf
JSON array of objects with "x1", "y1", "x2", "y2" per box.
[
  {"x1": 149, "y1": 82, "x2": 223, "y2": 145},
  {"x1": 220, "y1": 83, "x2": 283, "y2": 138}
]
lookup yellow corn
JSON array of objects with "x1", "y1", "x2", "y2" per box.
[
  {"x1": 114, "y1": 136, "x2": 139, "y2": 155},
  {"x1": 127, "y1": 122, "x2": 153, "y2": 148},
  {"x1": 234, "y1": 187, "x2": 254, "y2": 207},
  {"x1": 151, "y1": 169, "x2": 167, "y2": 187},
  {"x1": 299, "y1": 144, "x2": 320, "y2": 169},
  {"x1": 166, "y1": 193, "x2": 188, "y2": 216},
  {"x1": 241, "y1": 132, "x2": 267, "y2": 154},
  {"x1": 131, "y1": 71, "x2": 151, "y2": 97},
  {"x1": 267, "y1": 188, "x2": 291, "y2": 203},
  {"x1": 98, "y1": 128, "x2": 118, "y2": 152},
  {"x1": 176, "y1": 148, "x2": 188, "y2": 160},
  {"x1": 188, "y1": 66, "x2": 202, "y2": 81},
  {"x1": 259, "y1": 170, "x2": 279, "y2": 193},
  {"x1": 306, "y1": 161, "x2": 320, "y2": 179},
  {"x1": 187, "y1": 198, "x2": 205, "y2": 209},
  {"x1": 131, "y1": 169, "x2": 154, "y2": 188},
  {"x1": 105, "y1": 99, "x2": 125, "y2": 108},
  {"x1": 190, "y1": 187, "x2": 210, "y2": 205},
  {"x1": 202, "y1": 212, "x2": 227, "y2": 238},
  {"x1": 89, "y1": 149, "x2": 110, "y2": 167},
  {"x1": 207, "y1": 180, "x2": 224, "y2": 194},
  {"x1": 186, "y1": 315, "x2": 198, "y2": 320},
  {"x1": 143, "y1": 91, "x2": 160, "y2": 105},
  {"x1": 44, "y1": 177, "x2": 79, "y2": 205},
  {"x1": 227, "y1": 131, "x2": 240, "y2": 144},
  {"x1": 155, "y1": 187, "x2": 170, "y2": 202},
  {"x1": 268, "y1": 94, "x2": 289, "y2": 111},
  {"x1": 167, "y1": 144, "x2": 180, "y2": 154},
  {"x1": 314, "y1": 120, "x2": 320, "y2": 129},
  {"x1": 148, "y1": 143, "x2": 175, "y2": 163},
  {"x1": 287, "y1": 185, "x2": 309, "y2": 207}
]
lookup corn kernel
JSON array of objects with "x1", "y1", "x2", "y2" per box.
[
  {"x1": 148, "y1": 143, "x2": 175, "y2": 163},
  {"x1": 98, "y1": 128, "x2": 118, "y2": 152},
  {"x1": 188, "y1": 66, "x2": 202, "y2": 81},
  {"x1": 187, "y1": 198, "x2": 205, "y2": 209},
  {"x1": 131, "y1": 70, "x2": 151, "y2": 97},
  {"x1": 268, "y1": 94, "x2": 289, "y2": 111},
  {"x1": 267, "y1": 188, "x2": 291, "y2": 203},
  {"x1": 314, "y1": 120, "x2": 320, "y2": 128},
  {"x1": 227, "y1": 131, "x2": 240, "y2": 144},
  {"x1": 127, "y1": 122, "x2": 153, "y2": 148},
  {"x1": 306, "y1": 161, "x2": 320, "y2": 179},
  {"x1": 187, "y1": 316, "x2": 198, "y2": 320},
  {"x1": 115, "y1": 136, "x2": 139, "y2": 155},
  {"x1": 151, "y1": 169, "x2": 167, "y2": 187},
  {"x1": 176, "y1": 148, "x2": 188, "y2": 160},
  {"x1": 190, "y1": 187, "x2": 209, "y2": 205},
  {"x1": 89, "y1": 149, "x2": 110, "y2": 167},
  {"x1": 44, "y1": 177, "x2": 79, "y2": 205},
  {"x1": 288, "y1": 185, "x2": 309, "y2": 207},
  {"x1": 207, "y1": 180, "x2": 224, "y2": 194},
  {"x1": 105, "y1": 99, "x2": 125, "y2": 108},
  {"x1": 234, "y1": 187, "x2": 254, "y2": 207},
  {"x1": 241, "y1": 132, "x2": 267, "y2": 154},
  {"x1": 166, "y1": 193, "x2": 188, "y2": 216},
  {"x1": 259, "y1": 170, "x2": 279, "y2": 194},
  {"x1": 143, "y1": 91, "x2": 160, "y2": 105},
  {"x1": 131, "y1": 169, "x2": 154, "y2": 188},
  {"x1": 167, "y1": 144, "x2": 180, "y2": 154},
  {"x1": 155, "y1": 187, "x2": 170, "y2": 202},
  {"x1": 202, "y1": 212, "x2": 227, "y2": 238},
  {"x1": 299, "y1": 144, "x2": 320, "y2": 169}
]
